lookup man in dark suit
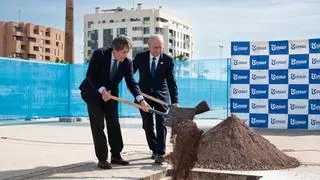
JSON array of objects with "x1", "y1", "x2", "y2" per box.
[
  {"x1": 79, "y1": 36, "x2": 149, "y2": 169},
  {"x1": 133, "y1": 35, "x2": 179, "y2": 164}
]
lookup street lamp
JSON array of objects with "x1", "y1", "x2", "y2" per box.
[{"x1": 218, "y1": 45, "x2": 224, "y2": 80}]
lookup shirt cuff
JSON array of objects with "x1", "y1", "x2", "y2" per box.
[
  {"x1": 98, "y1": 86, "x2": 106, "y2": 94},
  {"x1": 136, "y1": 95, "x2": 144, "y2": 103}
]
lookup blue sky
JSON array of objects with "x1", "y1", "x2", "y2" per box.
[{"x1": 1, "y1": 0, "x2": 320, "y2": 63}]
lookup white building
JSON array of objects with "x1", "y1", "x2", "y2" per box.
[{"x1": 83, "y1": 3, "x2": 193, "y2": 61}]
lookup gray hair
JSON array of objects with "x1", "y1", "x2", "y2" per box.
[
  {"x1": 112, "y1": 35, "x2": 132, "y2": 51},
  {"x1": 148, "y1": 34, "x2": 164, "y2": 46}
]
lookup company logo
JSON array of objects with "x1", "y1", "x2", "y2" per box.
[
  {"x1": 271, "y1": 59, "x2": 287, "y2": 65},
  {"x1": 233, "y1": 88, "x2": 248, "y2": 94},
  {"x1": 270, "y1": 103, "x2": 286, "y2": 110},
  {"x1": 290, "y1": 88, "x2": 307, "y2": 96},
  {"x1": 271, "y1": 45, "x2": 287, "y2": 51},
  {"x1": 252, "y1": 45, "x2": 267, "y2": 51},
  {"x1": 233, "y1": 45, "x2": 249, "y2": 52},
  {"x1": 311, "y1": 119, "x2": 320, "y2": 126},
  {"x1": 290, "y1": 43, "x2": 306, "y2": 50},
  {"x1": 252, "y1": 74, "x2": 267, "y2": 80},
  {"x1": 251, "y1": 60, "x2": 267, "y2": 66},
  {"x1": 233, "y1": 74, "x2": 248, "y2": 80},
  {"x1": 233, "y1": 59, "x2": 248, "y2": 65},
  {"x1": 271, "y1": 88, "x2": 286, "y2": 95},
  {"x1": 311, "y1": 88, "x2": 320, "y2": 95},
  {"x1": 290, "y1": 104, "x2": 307, "y2": 110},
  {"x1": 231, "y1": 42, "x2": 250, "y2": 55},
  {"x1": 271, "y1": 74, "x2": 286, "y2": 80},
  {"x1": 311, "y1": 73, "x2": 320, "y2": 80},
  {"x1": 311, "y1": 42, "x2": 320, "y2": 50},
  {"x1": 310, "y1": 104, "x2": 320, "y2": 111},
  {"x1": 251, "y1": 89, "x2": 267, "y2": 95},
  {"x1": 251, "y1": 103, "x2": 267, "y2": 109},
  {"x1": 290, "y1": 59, "x2": 307, "y2": 66},
  {"x1": 290, "y1": 119, "x2": 307, "y2": 126},
  {"x1": 250, "y1": 117, "x2": 267, "y2": 124},
  {"x1": 290, "y1": 73, "x2": 307, "y2": 80},
  {"x1": 311, "y1": 58, "x2": 320, "y2": 65},
  {"x1": 271, "y1": 118, "x2": 286, "y2": 124},
  {"x1": 232, "y1": 103, "x2": 248, "y2": 109}
]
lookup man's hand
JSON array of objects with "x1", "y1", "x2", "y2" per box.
[
  {"x1": 172, "y1": 103, "x2": 180, "y2": 108},
  {"x1": 140, "y1": 100, "x2": 150, "y2": 112},
  {"x1": 102, "y1": 90, "x2": 112, "y2": 102}
]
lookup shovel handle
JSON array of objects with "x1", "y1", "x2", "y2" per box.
[
  {"x1": 142, "y1": 93, "x2": 169, "y2": 107},
  {"x1": 110, "y1": 95, "x2": 167, "y2": 117},
  {"x1": 110, "y1": 95, "x2": 145, "y2": 110}
]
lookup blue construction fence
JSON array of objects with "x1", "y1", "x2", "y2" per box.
[{"x1": 0, "y1": 57, "x2": 230, "y2": 120}]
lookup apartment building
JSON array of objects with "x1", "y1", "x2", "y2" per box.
[
  {"x1": 0, "y1": 21, "x2": 65, "y2": 62},
  {"x1": 84, "y1": 3, "x2": 193, "y2": 61}
]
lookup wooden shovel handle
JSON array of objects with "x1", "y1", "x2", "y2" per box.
[
  {"x1": 142, "y1": 93, "x2": 169, "y2": 107},
  {"x1": 110, "y1": 95, "x2": 145, "y2": 110}
]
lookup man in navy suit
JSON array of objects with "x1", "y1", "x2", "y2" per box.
[
  {"x1": 133, "y1": 35, "x2": 179, "y2": 164},
  {"x1": 79, "y1": 36, "x2": 149, "y2": 169}
]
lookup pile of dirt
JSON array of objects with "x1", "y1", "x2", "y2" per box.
[
  {"x1": 168, "y1": 120, "x2": 202, "y2": 180},
  {"x1": 195, "y1": 115, "x2": 300, "y2": 170},
  {"x1": 168, "y1": 115, "x2": 300, "y2": 179}
]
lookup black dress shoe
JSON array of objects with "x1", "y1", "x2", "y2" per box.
[
  {"x1": 151, "y1": 153, "x2": 157, "y2": 160},
  {"x1": 98, "y1": 161, "x2": 112, "y2": 169},
  {"x1": 111, "y1": 156, "x2": 129, "y2": 165},
  {"x1": 155, "y1": 155, "x2": 165, "y2": 164}
]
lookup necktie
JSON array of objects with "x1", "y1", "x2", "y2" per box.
[
  {"x1": 110, "y1": 59, "x2": 118, "y2": 80},
  {"x1": 151, "y1": 57, "x2": 156, "y2": 78}
]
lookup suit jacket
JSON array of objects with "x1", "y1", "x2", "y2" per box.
[
  {"x1": 133, "y1": 51, "x2": 178, "y2": 104},
  {"x1": 79, "y1": 47, "x2": 141, "y2": 105}
]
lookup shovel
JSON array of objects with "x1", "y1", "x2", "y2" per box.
[
  {"x1": 141, "y1": 93, "x2": 211, "y2": 126},
  {"x1": 110, "y1": 95, "x2": 198, "y2": 127},
  {"x1": 141, "y1": 93, "x2": 210, "y2": 116}
]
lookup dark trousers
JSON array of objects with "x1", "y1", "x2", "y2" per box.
[
  {"x1": 140, "y1": 100, "x2": 167, "y2": 155},
  {"x1": 87, "y1": 100, "x2": 123, "y2": 161}
]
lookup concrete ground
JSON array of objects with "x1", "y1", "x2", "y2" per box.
[{"x1": 0, "y1": 118, "x2": 320, "y2": 180}]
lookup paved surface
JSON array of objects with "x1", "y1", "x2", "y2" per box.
[{"x1": 0, "y1": 118, "x2": 320, "y2": 180}]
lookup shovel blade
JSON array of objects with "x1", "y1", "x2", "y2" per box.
[
  {"x1": 194, "y1": 101, "x2": 210, "y2": 115},
  {"x1": 164, "y1": 107, "x2": 195, "y2": 127}
]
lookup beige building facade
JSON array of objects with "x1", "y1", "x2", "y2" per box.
[
  {"x1": 0, "y1": 21, "x2": 65, "y2": 62},
  {"x1": 84, "y1": 3, "x2": 193, "y2": 61}
]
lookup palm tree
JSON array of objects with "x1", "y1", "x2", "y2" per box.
[{"x1": 64, "y1": 0, "x2": 74, "y2": 64}]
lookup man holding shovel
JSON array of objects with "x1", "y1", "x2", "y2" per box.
[
  {"x1": 133, "y1": 35, "x2": 179, "y2": 164},
  {"x1": 79, "y1": 36, "x2": 149, "y2": 169}
]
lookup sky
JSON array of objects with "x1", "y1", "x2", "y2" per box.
[{"x1": 0, "y1": 0, "x2": 319, "y2": 63}]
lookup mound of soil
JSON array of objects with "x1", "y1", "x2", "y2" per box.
[
  {"x1": 168, "y1": 115, "x2": 300, "y2": 179},
  {"x1": 195, "y1": 115, "x2": 300, "y2": 170}
]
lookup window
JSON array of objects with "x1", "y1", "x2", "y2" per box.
[
  {"x1": 13, "y1": 36, "x2": 23, "y2": 41},
  {"x1": 87, "y1": 21, "x2": 93, "y2": 28},
  {"x1": 33, "y1": 46, "x2": 39, "y2": 51},
  {"x1": 143, "y1": 38, "x2": 148, "y2": 44},
  {"x1": 13, "y1": 26, "x2": 23, "y2": 32},
  {"x1": 122, "y1": 18, "x2": 126, "y2": 22},
  {"x1": 143, "y1": 27, "x2": 150, "y2": 34},
  {"x1": 21, "y1": 45, "x2": 26, "y2": 50},
  {"x1": 117, "y1": 28, "x2": 127, "y2": 36},
  {"x1": 132, "y1": 27, "x2": 143, "y2": 31},
  {"x1": 143, "y1": 17, "x2": 150, "y2": 21}
]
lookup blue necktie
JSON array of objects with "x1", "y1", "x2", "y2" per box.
[
  {"x1": 110, "y1": 59, "x2": 118, "y2": 80},
  {"x1": 151, "y1": 57, "x2": 156, "y2": 78}
]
